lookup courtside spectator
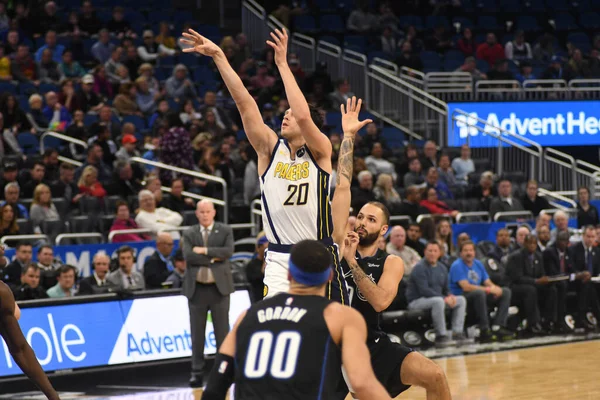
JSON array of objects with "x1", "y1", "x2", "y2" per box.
[
  {"x1": 426, "y1": 167, "x2": 453, "y2": 200},
  {"x1": 78, "y1": 253, "x2": 111, "y2": 295},
  {"x1": 13, "y1": 264, "x2": 47, "y2": 301},
  {"x1": 452, "y1": 144, "x2": 475, "y2": 185},
  {"x1": 76, "y1": 144, "x2": 112, "y2": 184},
  {"x1": 144, "y1": 232, "x2": 175, "y2": 289},
  {"x1": 386, "y1": 225, "x2": 421, "y2": 275},
  {"x1": 577, "y1": 186, "x2": 599, "y2": 228},
  {"x1": 351, "y1": 170, "x2": 376, "y2": 211},
  {"x1": 37, "y1": 245, "x2": 61, "y2": 289},
  {"x1": 35, "y1": 30, "x2": 64, "y2": 63},
  {"x1": 398, "y1": 186, "x2": 429, "y2": 222},
  {"x1": 47, "y1": 265, "x2": 77, "y2": 298},
  {"x1": 11, "y1": 44, "x2": 39, "y2": 84},
  {"x1": 0, "y1": 163, "x2": 19, "y2": 199},
  {"x1": 43, "y1": 91, "x2": 72, "y2": 126},
  {"x1": 107, "y1": 245, "x2": 145, "y2": 290},
  {"x1": 437, "y1": 154, "x2": 457, "y2": 189},
  {"x1": 490, "y1": 180, "x2": 525, "y2": 217},
  {"x1": 421, "y1": 141, "x2": 438, "y2": 171},
  {"x1": 135, "y1": 190, "x2": 183, "y2": 239},
  {"x1": 476, "y1": 33, "x2": 504, "y2": 67},
  {"x1": 107, "y1": 161, "x2": 141, "y2": 199},
  {"x1": 162, "y1": 178, "x2": 195, "y2": 213},
  {"x1": 504, "y1": 30, "x2": 532, "y2": 62},
  {"x1": 165, "y1": 249, "x2": 186, "y2": 288},
  {"x1": 522, "y1": 180, "x2": 550, "y2": 217},
  {"x1": 436, "y1": 220, "x2": 455, "y2": 256},
  {"x1": 165, "y1": 64, "x2": 197, "y2": 102},
  {"x1": 3, "y1": 242, "x2": 32, "y2": 288},
  {"x1": 537, "y1": 225, "x2": 551, "y2": 252},
  {"x1": 488, "y1": 228, "x2": 516, "y2": 265},
  {"x1": 550, "y1": 210, "x2": 575, "y2": 242},
  {"x1": 365, "y1": 143, "x2": 397, "y2": 182},
  {"x1": 59, "y1": 49, "x2": 85, "y2": 81},
  {"x1": 421, "y1": 187, "x2": 459, "y2": 217},
  {"x1": 0, "y1": 203, "x2": 20, "y2": 246},
  {"x1": 110, "y1": 200, "x2": 150, "y2": 243},
  {"x1": 20, "y1": 162, "x2": 46, "y2": 199},
  {"x1": 138, "y1": 30, "x2": 176, "y2": 63},
  {"x1": 403, "y1": 158, "x2": 425, "y2": 189},
  {"x1": 406, "y1": 222, "x2": 426, "y2": 256}
]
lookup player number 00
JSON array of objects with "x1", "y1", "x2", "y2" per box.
[{"x1": 244, "y1": 330, "x2": 302, "y2": 379}]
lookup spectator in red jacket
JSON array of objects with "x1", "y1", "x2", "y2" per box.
[
  {"x1": 476, "y1": 33, "x2": 504, "y2": 67},
  {"x1": 110, "y1": 200, "x2": 150, "y2": 242},
  {"x1": 77, "y1": 165, "x2": 107, "y2": 198},
  {"x1": 457, "y1": 27, "x2": 476, "y2": 57},
  {"x1": 420, "y1": 187, "x2": 459, "y2": 218}
]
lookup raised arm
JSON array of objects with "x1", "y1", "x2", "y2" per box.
[
  {"x1": 332, "y1": 97, "x2": 372, "y2": 246},
  {"x1": 267, "y1": 29, "x2": 331, "y2": 161},
  {"x1": 0, "y1": 283, "x2": 60, "y2": 400},
  {"x1": 181, "y1": 29, "x2": 277, "y2": 157}
]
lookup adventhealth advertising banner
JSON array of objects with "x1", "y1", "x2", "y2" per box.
[
  {"x1": 0, "y1": 291, "x2": 251, "y2": 377},
  {"x1": 447, "y1": 100, "x2": 600, "y2": 148}
]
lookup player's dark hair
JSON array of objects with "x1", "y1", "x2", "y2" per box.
[
  {"x1": 290, "y1": 240, "x2": 332, "y2": 274},
  {"x1": 308, "y1": 104, "x2": 324, "y2": 130},
  {"x1": 366, "y1": 201, "x2": 390, "y2": 224}
]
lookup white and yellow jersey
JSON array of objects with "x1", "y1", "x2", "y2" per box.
[{"x1": 260, "y1": 139, "x2": 333, "y2": 245}]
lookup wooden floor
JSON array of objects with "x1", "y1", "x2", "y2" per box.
[{"x1": 398, "y1": 340, "x2": 600, "y2": 400}]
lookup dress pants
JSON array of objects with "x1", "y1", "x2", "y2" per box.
[
  {"x1": 188, "y1": 283, "x2": 230, "y2": 378},
  {"x1": 464, "y1": 287, "x2": 511, "y2": 330}
]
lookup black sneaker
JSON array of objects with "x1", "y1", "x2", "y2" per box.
[
  {"x1": 453, "y1": 332, "x2": 474, "y2": 346},
  {"x1": 479, "y1": 329, "x2": 497, "y2": 343},
  {"x1": 493, "y1": 326, "x2": 516, "y2": 341},
  {"x1": 435, "y1": 335, "x2": 457, "y2": 348}
]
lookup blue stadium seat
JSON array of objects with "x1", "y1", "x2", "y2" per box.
[
  {"x1": 516, "y1": 15, "x2": 540, "y2": 32},
  {"x1": 320, "y1": 14, "x2": 344, "y2": 33},
  {"x1": 319, "y1": 35, "x2": 340, "y2": 46},
  {"x1": 476, "y1": 59, "x2": 489, "y2": 72},
  {"x1": 567, "y1": 31, "x2": 591, "y2": 48},
  {"x1": 452, "y1": 17, "x2": 474, "y2": 30},
  {"x1": 337, "y1": 0, "x2": 356, "y2": 13},
  {"x1": 572, "y1": 0, "x2": 592, "y2": 11},
  {"x1": 507, "y1": 59, "x2": 519, "y2": 74},
  {"x1": 18, "y1": 82, "x2": 36, "y2": 96},
  {"x1": 122, "y1": 115, "x2": 147, "y2": 131},
  {"x1": 196, "y1": 25, "x2": 221, "y2": 38},
  {"x1": 0, "y1": 82, "x2": 17, "y2": 95},
  {"x1": 148, "y1": 10, "x2": 173, "y2": 23},
  {"x1": 477, "y1": 16, "x2": 500, "y2": 31},
  {"x1": 125, "y1": 10, "x2": 146, "y2": 24},
  {"x1": 398, "y1": 15, "x2": 423, "y2": 30},
  {"x1": 17, "y1": 132, "x2": 39, "y2": 155},
  {"x1": 526, "y1": 0, "x2": 546, "y2": 12},
  {"x1": 313, "y1": 0, "x2": 333, "y2": 9},
  {"x1": 425, "y1": 15, "x2": 450, "y2": 30},
  {"x1": 38, "y1": 83, "x2": 59, "y2": 94},
  {"x1": 17, "y1": 95, "x2": 29, "y2": 112},
  {"x1": 293, "y1": 15, "x2": 317, "y2": 33},
  {"x1": 554, "y1": 13, "x2": 579, "y2": 31},
  {"x1": 579, "y1": 12, "x2": 600, "y2": 29},
  {"x1": 96, "y1": 10, "x2": 112, "y2": 24},
  {"x1": 84, "y1": 114, "x2": 99, "y2": 127},
  {"x1": 193, "y1": 66, "x2": 214, "y2": 83},
  {"x1": 420, "y1": 51, "x2": 442, "y2": 71},
  {"x1": 159, "y1": 55, "x2": 178, "y2": 67},
  {"x1": 344, "y1": 35, "x2": 367, "y2": 52},
  {"x1": 41, "y1": 135, "x2": 63, "y2": 151},
  {"x1": 179, "y1": 52, "x2": 200, "y2": 68},
  {"x1": 368, "y1": 51, "x2": 392, "y2": 61},
  {"x1": 381, "y1": 127, "x2": 405, "y2": 147},
  {"x1": 475, "y1": 0, "x2": 497, "y2": 12},
  {"x1": 546, "y1": 0, "x2": 570, "y2": 12},
  {"x1": 498, "y1": 0, "x2": 521, "y2": 13}
]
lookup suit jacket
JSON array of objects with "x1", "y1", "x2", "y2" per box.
[
  {"x1": 506, "y1": 248, "x2": 545, "y2": 286},
  {"x1": 489, "y1": 197, "x2": 525, "y2": 218},
  {"x1": 77, "y1": 274, "x2": 113, "y2": 295},
  {"x1": 144, "y1": 251, "x2": 171, "y2": 289},
  {"x1": 106, "y1": 268, "x2": 145, "y2": 290},
  {"x1": 487, "y1": 244, "x2": 516, "y2": 265},
  {"x1": 569, "y1": 242, "x2": 600, "y2": 275},
  {"x1": 2, "y1": 260, "x2": 26, "y2": 289},
  {"x1": 543, "y1": 244, "x2": 575, "y2": 276},
  {"x1": 182, "y1": 222, "x2": 234, "y2": 299}
]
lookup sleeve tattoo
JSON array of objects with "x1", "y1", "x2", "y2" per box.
[{"x1": 336, "y1": 135, "x2": 355, "y2": 185}]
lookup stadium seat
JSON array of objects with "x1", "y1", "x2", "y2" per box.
[
  {"x1": 79, "y1": 196, "x2": 103, "y2": 216},
  {"x1": 343, "y1": 35, "x2": 367, "y2": 52},
  {"x1": 568, "y1": 32, "x2": 591, "y2": 50},
  {"x1": 98, "y1": 214, "x2": 116, "y2": 238},
  {"x1": 69, "y1": 215, "x2": 95, "y2": 234},
  {"x1": 319, "y1": 14, "x2": 345, "y2": 33},
  {"x1": 398, "y1": 15, "x2": 423, "y2": 31},
  {"x1": 452, "y1": 16, "x2": 474, "y2": 30},
  {"x1": 515, "y1": 15, "x2": 540, "y2": 32},
  {"x1": 104, "y1": 195, "x2": 124, "y2": 214},
  {"x1": 546, "y1": 0, "x2": 571, "y2": 12},
  {"x1": 18, "y1": 82, "x2": 36, "y2": 96},
  {"x1": 16, "y1": 218, "x2": 32, "y2": 234},
  {"x1": 182, "y1": 210, "x2": 197, "y2": 226},
  {"x1": 476, "y1": 15, "x2": 500, "y2": 31},
  {"x1": 16, "y1": 132, "x2": 39, "y2": 154},
  {"x1": 52, "y1": 198, "x2": 69, "y2": 219},
  {"x1": 554, "y1": 13, "x2": 579, "y2": 31},
  {"x1": 420, "y1": 51, "x2": 442, "y2": 71},
  {"x1": 0, "y1": 82, "x2": 17, "y2": 95},
  {"x1": 122, "y1": 115, "x2": 147, "y2": 131},
  {"x1": 425, "y1": 15, "x2": 450, "y2": 30},
  {"x1": 475, "y1": 0, "x2": 497, "y2": 13},
  {"x1": 498, "y1": 0, "x2": 521, "y2": 13},
  {"x1": 293, "y1": 15, "x2": 318, "y2": 34},
  {"x1": 579, "y1": 12, "x2": 600, "y2": 29},
  {"x1": 381, "y1": 127, "x2": 405, "y2": 148},
  {"x1": 525, "y1": 0, "x2": 546, "y2": 12},
  {"x1": 38, "y1": 83, "x2": 59, "y2": 94},
  {"x1": 41, "y1": 219, "x2": 66, "y2": 244}
]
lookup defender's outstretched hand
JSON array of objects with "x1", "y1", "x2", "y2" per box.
[
  {"x1": 181, "y1": 29, "x2": 222, "y2": 58},
  {"x1": 341, "y1": 96, "x2": 372, "y2": 136},
  {"x1": 266, "y1": 28, "x2": 289, "y2": 66}
]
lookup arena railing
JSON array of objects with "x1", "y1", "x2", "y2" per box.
[
  {"x1": 371, "y1": 57, "x2": 398, "y2": 74},
  {"x1": 399, "y1": 67, "x2": 426, "y2": 90},
  {"x1": 474, "y1": 80, "x2": 523, "y2": 101},
  {"x1": 452, "y1": 108, "x2": 543, "y2": 181},
  {"x1": 455, "y1": 212, "x2": 491, "y2": 223},
  {"x1": 317, "y1": 40, "x2": 344, "y2": 81},
  {"x1": 367, "y1": 65, "x2": 448, "y2": 142},
  {"x1": 542, "y1": 148, "x2": 577, "y2": 193},
  {"x1": 493, "y1": 211, "x2": 534, "y2": 222},
  {"x1": 55, "y1": 233, "x2": 104, "y2": 245},
  {"x1": 241, "y1": 0, "x2": 270, "y2": 56},
  {"x1": 108, "y1": 228, "x2": 155, "y2": 243},
  {"x1": 290, "y1": 32, "x2": 316, "y2": 73},
  {"x1": 342, "y1": 48, "x2": 368, "y2": 102},
  {"x1": 522, "y1": 79, "x2": 570, "y2": 101},
  {"x1": 1, "y1": 234, "x2": 49, "y2": 245},
  {"x1": 424, "y1": 72, "x2": 473, "y2": 103},
  {"x1": 389, "y1": 215, "x2": 412, "y2": 225},
  {"x1": 537, "y1": 188, "x2": 578, "y2": 209},
  {"x1": 568, "y1": 79, "x2": 600, "y2": 100},
  {"x1": 539, "y1": 208, "x2": 578, "y2": 219}
]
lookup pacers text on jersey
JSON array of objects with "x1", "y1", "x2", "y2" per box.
[
  {"x1": 273, "y1": 161, "x2": 310, "y2": 181},
  {"x1": 256, "y1": 306, "x2": 308, "y2": 323}
]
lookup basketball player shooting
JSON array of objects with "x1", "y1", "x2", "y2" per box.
[
  {"x1": 0, "y1": 282, "x2": 60, "y2": 399},
  {"x1": 201, "y1": 240, "x2": 392, "y2": 400},
  {"x1": 181, "y1": 28, "x2": 371, "y2": 304}
]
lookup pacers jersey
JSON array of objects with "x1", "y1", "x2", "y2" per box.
[
  {"x1": 260, "y1": 139, "x2": 332, "y2": 245},
  {"x1": 235, "y1": 293, "x2": 342, "y2": 399},
  {"x1": 342, "y1": 249, "x2": 390, "y2": 338}
]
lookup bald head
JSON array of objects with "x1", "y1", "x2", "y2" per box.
[
  {"x1": 389, "y1": 225, "x2": 406, "y2": 248},
  {"x1": 516, "y1": 226, "x2": 530, "y2": 246},
  {"x1": 92, "y1": 253, "x2": 110, "y2": 279},
  {"x1": 156, "y1": 232, "x2": 174, "y2": 256},
  {"x1": 196, "y1": 199, "x2": 216, "y2": 227}
]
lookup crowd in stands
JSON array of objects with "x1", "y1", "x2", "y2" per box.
[{"x1": 0, "y1": 0, "x2": 599, "y2": 346}]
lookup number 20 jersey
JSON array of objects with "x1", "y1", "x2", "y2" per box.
[
  {"x1": 234, "y1": 293, "x2": 342, "y2": 399},
  {"x1": 260, "y1": 139, "x2": 333, "y2": 245}
]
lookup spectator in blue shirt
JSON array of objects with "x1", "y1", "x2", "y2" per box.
[
  {"x1": 425, "y1": 167, "x2": 453, "y2": 200},
  {"x1": 34, "y1": 30, "x2": 65, "y2": 63},
  {"x1": 407, "y1": 241, "x2": 468, "y2": 347},
  {"x1": 91, "y1": 29, "x2": 116, "y2": 65},
  {"x1": 449, "y1": 240, "x2": 514, "y2": 342},
  {"x1": 46, "y1": 265, "x2": 77, "y2": 298}
]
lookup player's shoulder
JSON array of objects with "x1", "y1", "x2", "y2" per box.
[
  {"x1": 384, "y1": 253, "x2": 404, "y2": 270},
  {"x1": 324, "y1": 302, "x2": 364, "y2": 326}
]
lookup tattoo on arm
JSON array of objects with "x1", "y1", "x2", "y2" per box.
[{"x1": 336, "y1": 136, "x2": 355, "y2": 185}]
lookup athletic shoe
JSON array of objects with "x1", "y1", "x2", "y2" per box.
[
  {"x1": 434, "y1": 335, "x2": 457, "y2": 348},
  {"x1": 478, "y1": 329, "x2": 497, "y2": 343},
  {"x1": 493, "y1": 326, "x2": 516, "y2": 341},
  {"x1": 453, "y1": 332, "x2": 475, "y2": 346}
]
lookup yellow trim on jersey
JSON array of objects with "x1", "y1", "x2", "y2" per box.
[{"x1": 328, "y1": 245, "x2": 345, "y2": 305}]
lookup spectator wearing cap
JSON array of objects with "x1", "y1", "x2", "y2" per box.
[
  {"x1": 73, "y1": 74, "x2": 104, "y2": 113},
  {"x1": 92, "y1": 29, "x2": 116, "y2": 65},
  {"x1": 165, "y1": 64, "x2": 197, "y2": 102},
  {"x1": 476, "y1": 33, "x2": 505, "y2": 68},
  {"x1": 137, "y1": 30, "x2": 176, "y2": 64},
  {"x1": 515, "y1": 61, "x2": 536, "y2": 84},
  {"x1": 542, "y1": 55, "x2": 571, "y2": 81},
  {"x1": 110, "y1": 200, "x2": 150, "y2": 243},
  {"x1": 113, "y1": 82, "x2": 143, "y2": 116},
  {"x1": 261, "y1": 103, "x2": 280, "y2": 131},
  {"x1": 115, "y1": 133, "x2": 140, "y2": 163},
  {"x1": 1, "y1": 182, "x2": 28, "y2": 218},
  {"x1": 46, "y1": 265, "x2": 77, "y2": 298},
  {"x1": 246, "y1": 234, "x2": 268, "y2": 302},
  {"x1": 144, "y1": 232, "x2": 176, "y2": 289},
  {"x1": 165, "y1": 249, "x2": 186, "y2": 288},
  {"x1": 0, "y1": 162, "x2": 19, "y2": 199},
  {"x1": 329, "y1": 79, "x2": 355, "y2": 110},
  {"x1": 135, "y1": 190, "x2": 183, "y2": 239},
  {"x1": 35, "y1": 30, "x2": 65, "y2": 63}
]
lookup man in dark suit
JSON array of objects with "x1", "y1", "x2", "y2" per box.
[
  {"x1": 506, "y1": 234, "x2": 554, "y2": 335},
  {"x1": 144, "y1": 232, "x2": 175, "y2": 289},
  {"x1": 489, "y1": 180, "x2": 525, "y2": 219},
  {"x1": 568, "y1": 226, "x2": 600, "y2": 330},
  {"x1": 541, "y1": 231, "x2": 572, "y2": 332},
  {"x1": 77, "y1": 253, "x2": 112, "y2": 295},
  {"x1": 182, "y1": 199, "x2": 234, "y2": 388},
  {"x1": 487, "y1": 228, "x2": 516, "y2": 266},
  {"x1": 2, "y1": 242, "x2": 33, "y2": 289}
]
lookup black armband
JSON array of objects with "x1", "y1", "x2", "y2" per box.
[{"x1": 201, "y1": 353, "x2": 235, "y2": 400}]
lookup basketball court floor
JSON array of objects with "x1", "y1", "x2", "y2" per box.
[{"x1": 3, "y1": 339, "x2": 600, "y2": 399}]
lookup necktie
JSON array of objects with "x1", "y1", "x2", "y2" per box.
[
  {"x1": 587, "y1": 249, "x2": 594, "y2": 274},
  {"x1": 197, "y1": 227, "x2": 215, "y2": 283},
  {"x1": 203, "y1": 228, "x2": 209, "y2": 246},
  {"x1": 560, "y1": 254, "x2": 565, "y2": 274},
  {"x1": 127, "y1": 276, "x2": 133, "y2": 287}
]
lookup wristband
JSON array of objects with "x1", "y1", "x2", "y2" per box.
[{"x1": 485, "y1": 286, "x2": 491, "y2": 294}]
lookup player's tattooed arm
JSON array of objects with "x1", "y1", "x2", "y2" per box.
[{"x1": 336, "y1": 135, "x2": 355, "y2": 186}]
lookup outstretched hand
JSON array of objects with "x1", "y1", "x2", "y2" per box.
[
  {"x1": 341, "y1": 96, "x2": 372, "y2": 136},
  {"x1": 180, "y1": 29, "x2": 222, "y2": 58},
  {"x1": 266, "y1": 28, "x2": 289, "y2": 67}
]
